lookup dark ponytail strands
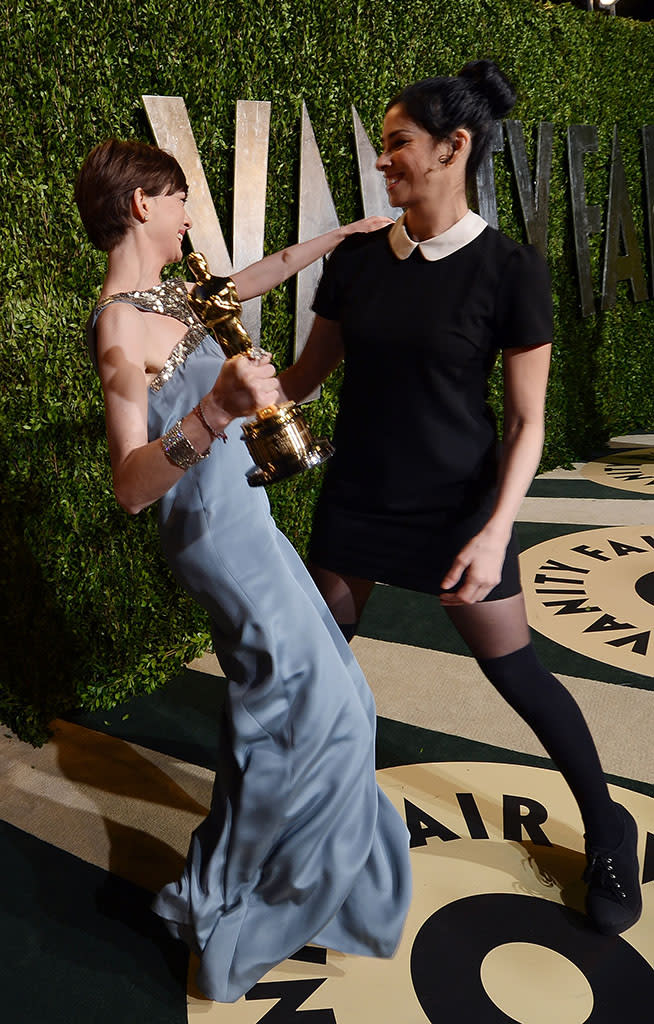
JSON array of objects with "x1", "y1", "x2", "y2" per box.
[
  {"x1": 457, "y1": 60, "x2": 516, "y2": 121},
  {"x1": 387, "y1": 60, "x2": 516, "y2": 184}
]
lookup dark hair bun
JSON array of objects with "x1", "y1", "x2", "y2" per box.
[{"x1": 458, "y1": 60, "x2": 516, "y2": 119}]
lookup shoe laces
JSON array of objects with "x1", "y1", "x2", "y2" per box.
[{"x1": 584, "y1": 851, "x2": 628, "y2": 900}]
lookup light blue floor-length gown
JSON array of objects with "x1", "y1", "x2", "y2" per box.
[{"x1": 91, "y1": 280, "x2": 411, "y2": 1003}]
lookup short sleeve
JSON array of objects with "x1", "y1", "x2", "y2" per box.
[
  {"x1": 311, "y1": 239, "x2": 352, "y2": 321},
  {"x1": 495, "y1": 245, "x2": 552, "y2": 349}
]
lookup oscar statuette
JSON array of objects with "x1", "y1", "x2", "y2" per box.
[{"x1": 187, "y1": 252, "x2": 334, "y2": 486}]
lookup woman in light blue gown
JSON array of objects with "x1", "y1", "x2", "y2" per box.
[{"x1": 75, "y1": 138, "x2": 411, "y2": 1003}]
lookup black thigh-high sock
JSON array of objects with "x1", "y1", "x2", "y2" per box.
[{"x1": 478, "y1": 643, "x2": 621, "y2": 849}]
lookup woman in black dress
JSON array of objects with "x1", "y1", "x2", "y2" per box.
[{"x1": 279, "y1": 61, "x2": 642, "y2": 936}]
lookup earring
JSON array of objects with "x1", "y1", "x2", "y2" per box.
[{"x1": 143, "y1": 214, "x2": 149, "y2": 222}]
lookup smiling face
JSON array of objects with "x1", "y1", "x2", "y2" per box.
[
  {"x1": 376, "y1": 103, "x2": 466, "y2": 211},
  {"x1": 144, "y1": 188, "x2": 192, "y2": 264},
  {"x1": 75, "y1": 140, "x2": 189, "y2": 253}
]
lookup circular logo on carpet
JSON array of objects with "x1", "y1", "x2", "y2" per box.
[
  {"x1": 519, "y1": 525, "x2": 654, "y2": 674},
  {"x1": 188, "y1": 762, "x2": 654, "y2": 1022},
  {"x1": 580, "y1": 448, "x2": 654, "y2": 494}
]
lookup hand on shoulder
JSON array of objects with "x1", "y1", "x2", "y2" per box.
[{"x1": 340, "y1": 215, "x2": 393, "y2": 237}]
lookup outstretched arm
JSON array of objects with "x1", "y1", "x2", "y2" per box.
[
  {"x1": 440, "y1": 342, "x2": 551, "y2": 604},
  {"x1": 232, "y1": 217, "x2": 390, "y2": 301}
]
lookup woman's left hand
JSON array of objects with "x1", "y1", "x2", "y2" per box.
[{"x1": 439, "y1": 528, "x2": 509, "y2": 605}]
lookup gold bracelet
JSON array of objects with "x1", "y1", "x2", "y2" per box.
[
  {"x1": 193, "y1": 399, "x2": 228, "y2": 443},
  {"x1": 161, "y1": 420, "x2": 210, "y2": 469}
]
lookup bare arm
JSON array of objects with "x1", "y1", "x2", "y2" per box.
[
  {"x1": 488, "y1": 342, "x2": 551, "y2": 538},
  {"x1": 97, "y1": 303, "x2": 279, "y2": 514},
  {"x1": 277, "y1": 314, "x2": 345, "y2": 404},
  {"x1": 232, "y1": 217, "x2": 390, "y2": 301},
  {"x1": 440, "y1": 342, "x2": 551, "y2": 604}
]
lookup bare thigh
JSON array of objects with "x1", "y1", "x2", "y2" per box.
[
  {"x1": 307, "y1": 562, "x2": 375, "y2": 623},
  {"x1": 308, "y1": 563, "x2": 531, "y2": 657}
]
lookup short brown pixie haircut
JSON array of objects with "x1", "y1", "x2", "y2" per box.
[{"x1": 74, "y1": 138, "x2": 188, "y2": 252}]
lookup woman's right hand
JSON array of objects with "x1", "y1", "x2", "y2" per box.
[
  {"x1": 341, "y1": 215, "x2": 393, "y2": 236},
  {"x1": 204, "y1": 353, "x2": 280, "y2": 429}
]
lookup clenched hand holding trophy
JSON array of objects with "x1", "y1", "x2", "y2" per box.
[{"x1": 188, "y1": 251, "x2": 334, "y2": 486}]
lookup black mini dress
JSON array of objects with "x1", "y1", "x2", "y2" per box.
[{"x1": 308, "y1": 211, "x2": 552, "y2": 600}]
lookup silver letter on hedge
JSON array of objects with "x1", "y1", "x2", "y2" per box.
[
  {"x1": 142, "y1": 95, "x2": 270, "y2": 340},
  {"x1": 505, "y1": 120, "x2": 553, "y2": 258},
  {"x1": 232, "y1": 101, "x2": 271, "y2": 338},
  {"x1": 352, "y1": 106, "x2": 400, "y2": 221},
  {"x1": 142, "y1": 95, "x2": 231, "y2": 272},
  {"x1": 295, "y1": 102, "x2": 341, "y2": 384},
  {"x1": 641, "y1": 125, "x2": 654, "y2": 299},
  {"x1": 567, "y1": 125, "x2": 602, "y2": 318},
  {"x1": 475, "y1": 121, "x2": 504, "y2": 229},
  {"x1": 601, "y1": 127, "x2": 648, "y2": 310}
]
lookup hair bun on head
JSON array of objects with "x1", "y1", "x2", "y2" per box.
[{"x1": 458, "y1": 60, "x2": 516, "y2": 119}]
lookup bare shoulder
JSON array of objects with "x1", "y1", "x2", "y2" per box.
[
  {"x1": 96, "y1": 298, "x2": 146, "y2": 333},
  {"x1": 96, "y1": 302, "x2": 149, "y2": 377},
  {"x1": 96, "y1": 301, "x2": 147, "y2": 349}
]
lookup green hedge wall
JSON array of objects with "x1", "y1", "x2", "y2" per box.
[{"x1": 2, "y1": 0, "x2": 653, "y2": 743}]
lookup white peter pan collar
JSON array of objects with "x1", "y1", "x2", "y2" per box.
[{"x1": 388, "y1": 209, "x2": 488, "y2": 261}]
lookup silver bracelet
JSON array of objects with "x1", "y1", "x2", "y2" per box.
[
  {"x1": 161, "y1": 420, "x2": 210, "y2": 469},
  {"x1": 194, "y1": 399, "x2": 228, "y2": 442}
]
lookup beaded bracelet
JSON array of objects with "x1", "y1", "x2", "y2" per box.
[
  {"x1": 193, "y1": 399, "x2": 228, "y2": 443},
  {"x1": 161, "y1": 420, "x2": 210, "y2": 469}
]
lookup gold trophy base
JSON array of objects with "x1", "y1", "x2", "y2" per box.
[{"x1": 242, "y1": 401, "x2": 334, "y2": 487}]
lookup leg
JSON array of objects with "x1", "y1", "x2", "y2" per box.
[
  {"x1": 445, "y1": 592, "x2": 617, "y2": 843},
  {"x1": 445, "y1": 592, "x2": 641, "y2": 933},
  {"x1": 307, "y1": 562, "x2": 374, "y2": 642}
]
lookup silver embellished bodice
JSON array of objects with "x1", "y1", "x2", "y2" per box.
[{"x1": 93, "y1": 278, "x2": 207, "y2": 392}]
